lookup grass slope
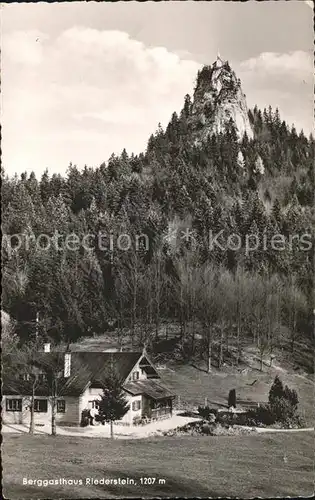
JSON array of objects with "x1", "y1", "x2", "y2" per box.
[
  {"x1": 161, "y1": 360, "x2": 315, "y2": 425},
  {"x1": 3, "y1": 432, "x2": 314, "y2": 499}
]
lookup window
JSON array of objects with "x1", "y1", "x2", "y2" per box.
[
  {"x1": 6, "y1": 398, "x2": 22, "y2": 412},
  {"x1": 132, "y1": 371, "x2": 139, "y2": 381},
  {"x1": 57, "y1": 400, "x2": 66, "y2": 413},
  {"x1": 18, "y1": 373, "x2": 47, "y2": 382},
  {"x1": 34, "y1": 399, "x2": 48, "y2": 412},
  {"x1": 88, "y1": 400, "x2": 99, "y2": 409},
  {"x1": 132, "y1": 400, "x2": 141, "y2": 411}
]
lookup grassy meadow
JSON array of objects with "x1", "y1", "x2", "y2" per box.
[{"x1": 3, "y1": 431, "x2": 314, "y2": 499}]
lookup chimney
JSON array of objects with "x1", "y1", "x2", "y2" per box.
[
  {"x1": 64, "y1": 351, "x2": 71, "y2": 378},
  {"x1": 44, "y1": 343, "x2": 51, "y2": 353},
  {"x1": 142, "y1": 344, "x2": 147, "y2": 358}
]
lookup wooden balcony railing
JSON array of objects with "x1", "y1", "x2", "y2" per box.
[{"x1": 151, "y1": 407, "x2": 172, "y2": 419}]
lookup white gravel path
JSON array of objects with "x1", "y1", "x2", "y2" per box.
[
  {"x1": 2, "y1": 412, "x2": 201, "y2": 439},
  {"x1": 3, "y1": 417, "x2": 313, "y2": 439}
]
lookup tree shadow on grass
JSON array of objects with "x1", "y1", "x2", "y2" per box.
[
  {"x1": 2, "y1": 483, "x2": 88, "y2": 500},
  {"x1": 3, "y1": 424, "x2": 48, "y2": 435},
  {"x1": 93, "y1": 468, "x2": 218, "y2": 498},
  {"x1": 190, "y1": 363, "x2": 209, "y2": 373},
  {"x1": 3, "y1": 472, "x2": 223, "y2": 499}
]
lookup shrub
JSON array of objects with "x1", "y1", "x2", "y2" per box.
[
  {"x1": 178, "y1": 410, "x2": 199, "y2": 418},
  {"x1": 247, "y1": 405, "x2": 276, "y2": 426},
  {"x1": 201, "y1": 423, "x2": 212, "y2": 435},
  {"x1": 282, "y1": 413, "x2": 305, "y2": 429},
  {"x1": 216, "y1": 412, "x2": 235, "y2": 427},
  {"x1": 283, "y1": 386, "x2": 299, "y2": 408},
  {"x1": 198, "y1": 406, "x2": 210, "y2": 420},
  {"x1": 269, "y1": 397, "x2": 296, "y2": 422},
  {"x1": 215, "y1": 410, "x2": 262, "y2": 427},
  {"x1": 198, "y1": 406, "x2": 217, "y2": 421},
  {"x1": 95, "y1": 413, "x2": 105, "y2": 423},
  {"x1": 227, "y1": 401, "x2": 304, "y2": 429},
  {"x1": 133, "y1": 416, "x2": 142, "y2": 426}
]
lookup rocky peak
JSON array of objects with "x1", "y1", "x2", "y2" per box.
[{"x1": 189, "y1": 56, "x2": 253, "y2": 142}]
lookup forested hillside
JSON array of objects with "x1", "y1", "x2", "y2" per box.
[{"x1": 2, "y1": 59, "x2": 314, "y2": 370}]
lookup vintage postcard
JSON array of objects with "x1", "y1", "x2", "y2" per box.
[{"x1": 1, "y1": 1, "x2": 314, "y2": 498}]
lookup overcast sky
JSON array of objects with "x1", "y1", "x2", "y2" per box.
[{"x1": 1, "y1": 1, "x2": 313, "y2": 177}]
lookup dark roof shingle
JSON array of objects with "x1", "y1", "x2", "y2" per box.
[
  {"x1": 123, "y1": 379, "x2": 175, "y2": 400},
  {"x1": 3, "y1": 351, "x2": 142, "y2": 396}
]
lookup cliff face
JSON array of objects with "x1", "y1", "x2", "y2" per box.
[{"x1": 189, "y1": 56, "x2": 253, "y2": 143}]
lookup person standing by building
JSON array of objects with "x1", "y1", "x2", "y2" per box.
[{"x1": 89, "y1": 405, "x2": 97, "y2": 425}]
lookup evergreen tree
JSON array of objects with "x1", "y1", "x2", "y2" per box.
[
  {"x1": 40, "y1": 169, "x2": 52, "y2": 204},
  {"x1": 97, "y1": 369, "x2": 130, "y2": 438},
  {"x1": 1, "y1": 69, "x2": 313, "y2": 363},
  {"x1": 269, "y1": 375, "x2": 284, "y2": 405},
  {"x1": 228, "y1": 388, "x2": 236, "y2": 408}
]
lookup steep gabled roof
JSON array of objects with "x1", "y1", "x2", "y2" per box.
[
  {"x1": 76, "y1": 351, "x2": 142, "y2": 384},
  {"x1": 3, "y1": 351, "x2": 142, "y2": 397},
  {"x1": 138, "y1": 355, "x2": 160, "y2": 378},
  {"x1": 123, "y1": 379, "x2": 175, "y2": 400}
]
